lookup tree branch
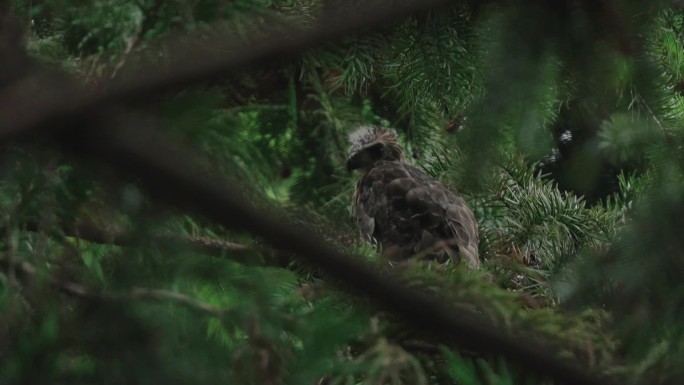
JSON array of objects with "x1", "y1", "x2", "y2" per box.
[
  {"x1": 1, "y1": 256, "x2": 232, "y2": 318},
  {"x1": 21, "y1": 219, "x2": 256, "y2": 257}
]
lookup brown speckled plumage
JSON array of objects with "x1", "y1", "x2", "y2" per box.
[{"x1": 348, "y1": 126, "x2": 479, "y2": 268}]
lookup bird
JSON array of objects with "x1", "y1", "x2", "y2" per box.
[{"x1": 347, "y1": 125, "x2": 479, "y2": 268}]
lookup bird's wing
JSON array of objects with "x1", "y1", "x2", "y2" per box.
[
  {"x1": 352, "y1": 180, "x2": 376, "y2": 245},
  {"x1": 443, "y1": 193, "x2": 480, "y2": 268},
  {"x1": 354, "y1": 162, "x2": 412, "y2": 248},
  {"x1": 354, "y1": 162, "x2": 479, "y2": 267},
  {"x1": 403, "y1": 165, "x2": 480, "y2": 268}
]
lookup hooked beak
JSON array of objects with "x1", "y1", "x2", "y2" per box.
[{"x1": 347, "y1": 155, "x2": 360, "y2": 173}]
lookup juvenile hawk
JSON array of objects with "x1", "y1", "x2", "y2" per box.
[{"x1": 347, "y1": 126, "x2": 479, "y2": 268}]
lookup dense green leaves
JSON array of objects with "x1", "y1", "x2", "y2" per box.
[{"x1": 5, "y1": 1, "x2": 684, "y2": 384}]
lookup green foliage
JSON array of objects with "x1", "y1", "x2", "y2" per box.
[
  {"x1": 6, "y1": 1, "x2": 684, "y2": 384},
  {"x1": 494, "y1": 161, "x2": 616, "y2": 273},
  {"x1": 444, "y1": 351, "x2": 530, "y2": 385}
]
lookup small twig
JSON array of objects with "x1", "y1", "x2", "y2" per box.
[
  {"x1": 36, "y1": 156, "x2": 60, "y2": 261},
  {"x1": 126, "y1": 288, "x2": 230, "y2": 317},
  {"x1": 110, "y1": 36, "x2": 139, "y2": 79},
  {"x1": 21, "y1": 220, "x2": 256, "y2": 257},
  {"x1": 399, "y1": 340, "x2": 443, "y2": 355},
  {"x1": 0, "y1": 256, "x2": 231, "y2": 318},
  {"x1": 63, "y1": 284, "x2": 232, "y2": 318},
  {"x1": 5, "y1": 214, "x2": 15, "y2": 286}
]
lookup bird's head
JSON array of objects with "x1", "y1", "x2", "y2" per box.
[{"x1": 347, "y1": 126, "x2": 407, "y2": 172}]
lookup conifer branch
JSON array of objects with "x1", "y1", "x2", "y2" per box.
[
  {"x1": 30, "y1": 220, "x2": 254, "y2": 256},
  {"x1": 19, "y1": 219, "x2": 283, "y2": 264},
  {"x1": 0, "y1": 256, "x2": 232, "y2": 318},
  {"x1": 13, "y1": 219, "x2": 255, "y2": 256}
]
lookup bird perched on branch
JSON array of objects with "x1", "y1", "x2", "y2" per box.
[{"x1": 347, "y1": 126, "x2": 479, "y2": 268}]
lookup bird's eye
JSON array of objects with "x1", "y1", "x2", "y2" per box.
[{"x1": 368, "y1": 143, "x2": 385, "y2": 159}]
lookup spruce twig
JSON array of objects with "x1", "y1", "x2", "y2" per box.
[{"x1": 0, "y1": 256, "x2": 232, "y2": 318}]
